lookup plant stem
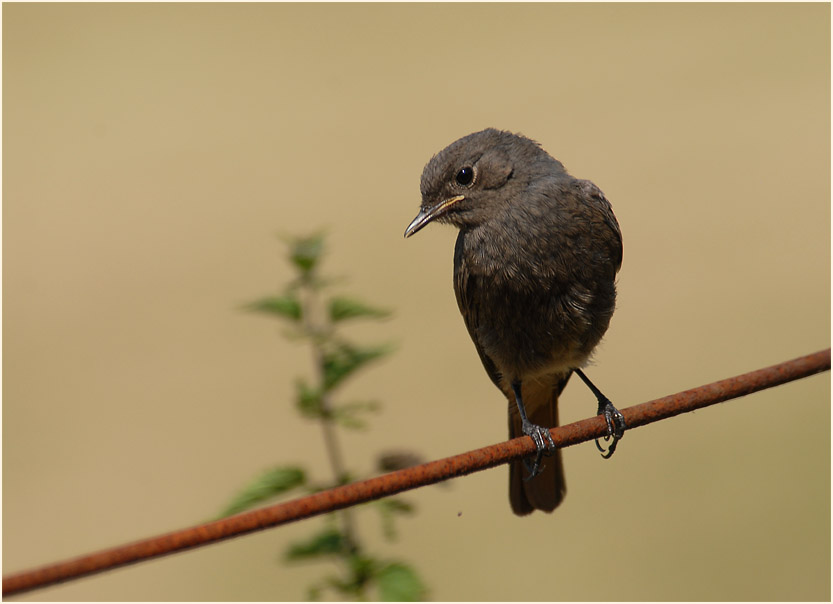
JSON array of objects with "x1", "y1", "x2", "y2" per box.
[{"x1": 300, "y1": 278, "x2": 358, "y2": 553}]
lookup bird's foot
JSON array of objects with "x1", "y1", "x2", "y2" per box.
[
  {"x1": 595, "y1": 397, "x2": 626, "y2": 459},
  {"x1": 520, "y1": 420, "x2": 556, "y2": 480}
]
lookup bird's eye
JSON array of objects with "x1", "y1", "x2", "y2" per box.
[{"x1": 455, "y1": 166, "x2": 475, "y2": 187}]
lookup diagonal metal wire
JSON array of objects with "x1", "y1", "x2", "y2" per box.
[{"x1": 3, "y1": 348, "x2": 829, "y2": 597}]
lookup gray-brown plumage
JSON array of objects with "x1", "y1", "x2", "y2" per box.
[{"x1": 405, "y1": 128, "x2": 624, "y2": 515}]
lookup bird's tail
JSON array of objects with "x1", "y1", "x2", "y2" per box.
[{"x1": 508, "y1": 373, "x2": 570, "y2": 516}]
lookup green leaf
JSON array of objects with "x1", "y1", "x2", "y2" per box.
[
  {"x1": 332, "y1": 400, "x2": 381, "y2": 429},
  {"x1": 295, "y1": 379, "x2": 323, "y2": 418},
  {"x1": 332, "y1": 415, "x2": 366, "y2": 430},
  {"x1": 379, "y1": 498, "x2": 415, "y2": 515},
  {"x1": 220, "y1": 466, "x2": 306, "y2": 517},
  {"x1": 375, "y1": 498, "x2": 416, "y2": 541},
  {"x1": 245, "y1": 295, "x2": 302, "y2": 321},
  {"x1": 306, "y1": 584, "x2": 323, "y2": 601},
  {"x1": 285, "y1": 527, "x2": 346, "y2": 560},
  {"x1": 320, "y1": 570, "x2": 361, "y2": 599},
  {"x1": 289, "y1": 233, "x2": 325, "y2": 276},
  {"x1": 328, "y1": 296, "x2": 391, "y2": 322},
  {"x1": 346, "y1": 553, "x2": 377, "y2": 594},
  {"x1": 376, "y1": 562, "x2": 427, "y2": 601},
  {"x1": 322, "y1": 342, "x2": 393, "y2": 391},
  {"x1": 348, "y1": 552, "x2": 377, "y2": 580}
]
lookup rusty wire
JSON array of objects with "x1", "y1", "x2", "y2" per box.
[{"x1": 3, "y1": 348, "x2": 830, "y2": 597}]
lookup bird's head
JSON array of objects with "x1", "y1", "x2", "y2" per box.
[{"x1": 404, "y1": 128, "x2": 563, "y2": 237}]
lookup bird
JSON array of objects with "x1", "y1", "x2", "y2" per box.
[{"x1": 404, "y1": 128, "x2": 625, "y2": 515}]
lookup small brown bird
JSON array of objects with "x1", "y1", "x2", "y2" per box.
[{"x1": 405, "y1": 128, "x2": 625, "y2": 515}]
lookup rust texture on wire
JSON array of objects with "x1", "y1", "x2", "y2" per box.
[{"x1": 3, "y1": 348, "x2": 830, "y2": 597}]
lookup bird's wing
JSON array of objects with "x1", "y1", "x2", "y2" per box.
[
  {"x1": 453, "y1": 232, "x2": 504, "y2": 392},
  {"x1": 575, "y1": 179, "x2": 623, "y2": 273}
]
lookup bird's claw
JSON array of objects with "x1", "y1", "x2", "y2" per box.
[
  {"x1": 521, "y1": 420, "x2": 556, "y2": 480},
  {"x1": 594, "y1": 398, "x2": 626, "y2": 459}
]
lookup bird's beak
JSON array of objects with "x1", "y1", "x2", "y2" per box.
[{"x1": 404, "y1": 195, "x2": 465, "y2": 238}]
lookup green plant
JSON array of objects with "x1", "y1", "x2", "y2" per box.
[{"x1": 221, "y1": 232, "x2": 427, "y2": 601}]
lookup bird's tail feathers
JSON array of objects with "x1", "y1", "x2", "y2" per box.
[{"x1": 508, "y1": 374, "x2": 570, "y2": 516}]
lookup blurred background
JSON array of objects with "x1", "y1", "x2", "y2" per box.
[{"x1": 3, "y1": 3, "x2": 830, "y2": 601}]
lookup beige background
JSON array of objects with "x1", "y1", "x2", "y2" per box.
[{"x1": 3, "y1": 3, "x2": 830, "y2": 601}]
